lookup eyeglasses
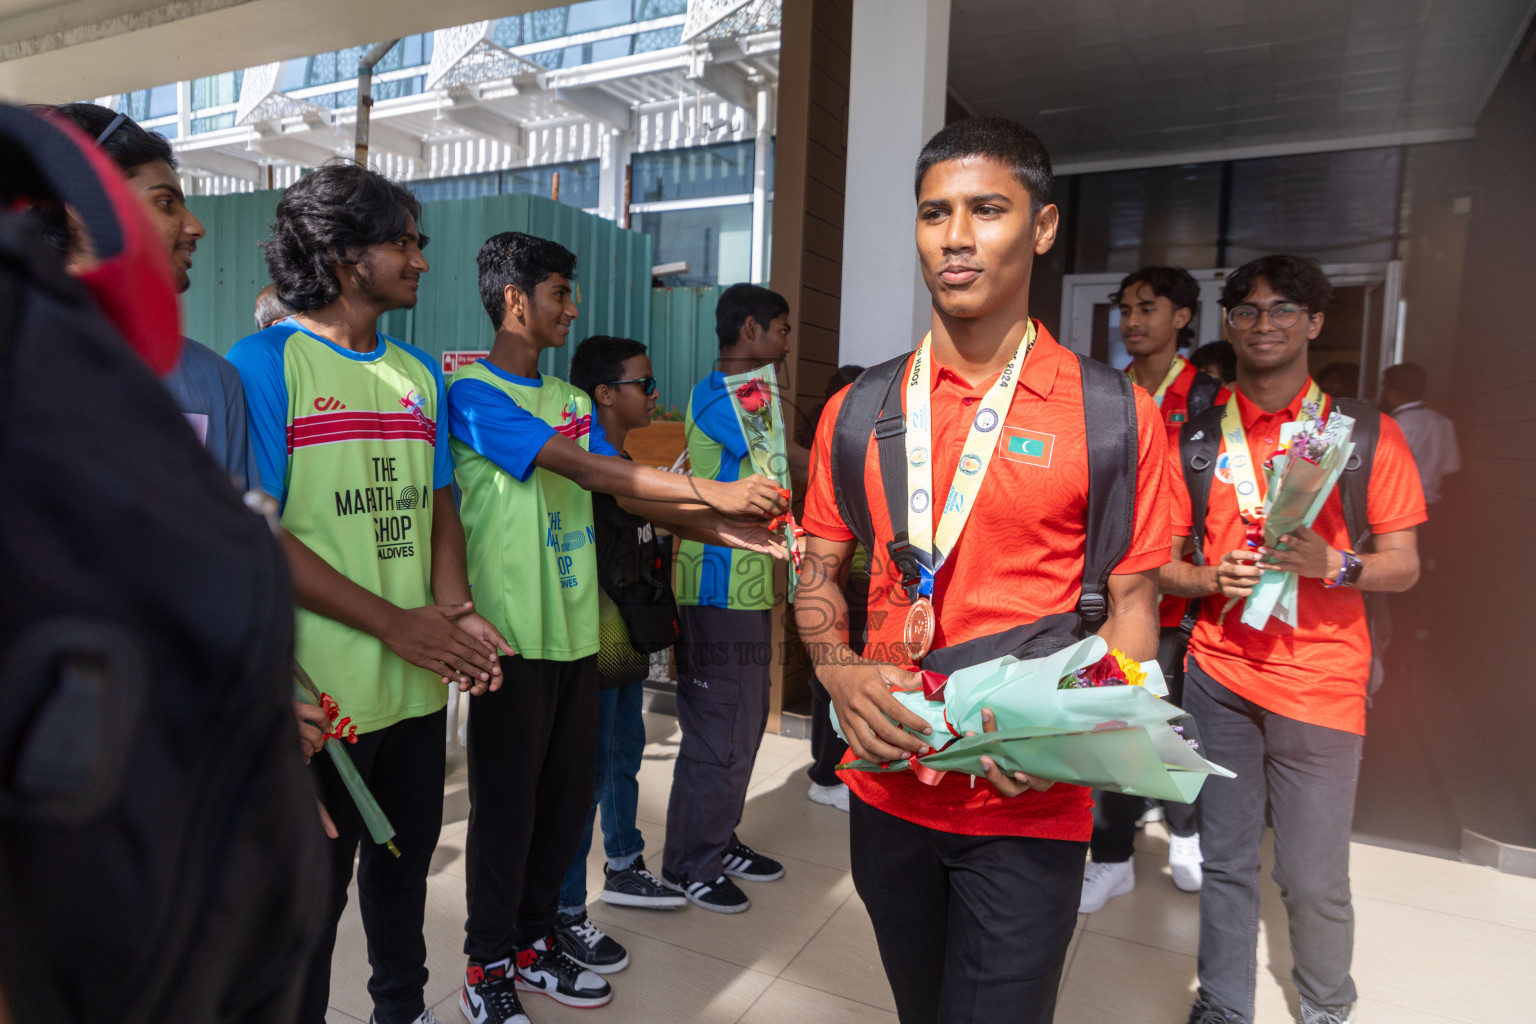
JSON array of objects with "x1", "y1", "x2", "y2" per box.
[
  {"x1": 1227, "y1": 301, "x2": 1308, "y2": 330},
  {"x1": 604, "y1": 376, "x2": 657, "y2": 396}
]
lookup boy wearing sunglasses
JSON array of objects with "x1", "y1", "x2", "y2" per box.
[{"x1": 447, "y1": 234, "x2": 786, "y2": 1024}]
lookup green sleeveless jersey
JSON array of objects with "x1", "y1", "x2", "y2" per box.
[
  {"x1": 228, "y1": 323, "x2": 453, "y2": 734},
  {"x1": 448, "y1": 361, "x2": 608, "y2": 662}
]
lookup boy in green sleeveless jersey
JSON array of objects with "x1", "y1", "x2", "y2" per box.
[
  {"x1": 230, "y1": 165, "x2": 510, "y2": 1024},
  {"x1": 449, "y1": 234, "x2": 785, "y2": 1023},
  {"x1": 662, "y1": 283, "x2": 809, "y2": 914}
]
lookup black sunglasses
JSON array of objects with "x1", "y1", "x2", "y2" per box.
[{"x1": 603, "y1": 376, "x2": 657, "y2": 396}]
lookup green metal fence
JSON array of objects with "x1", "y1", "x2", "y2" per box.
[
  {"x1": 182, "y1": 190, "x2": 652, "y2": 380},
  {"x1": 647, "y1": 286, "x2": 724, "y2": 417}
]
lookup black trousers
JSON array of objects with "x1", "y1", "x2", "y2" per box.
[
  {"x1": 299, "y1": 707, "x2": 446, "y2": 1024},
  {"x1": 1090, "y1": 626, "x2": 1199, "y2": 862},
  {"x1": 807, "y1": 672, "x2": 848, "y2": 787},
  {"x1": 850, "y1": 795, "x2": 1085, "y2": 1024},
  {"x1": 663, "y1": 605, "x2": 772, "y2": 882},
  {"x1": 464, "y1": 655, "x2": 598, "y2": 961}
]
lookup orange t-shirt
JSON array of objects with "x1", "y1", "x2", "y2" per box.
[
  {"x1": 802, "y1": 325, "x2": 1170, "y2": 840},
  {"x1": 1128, "y1": 360, "x2": 1231, "y2": 627},
  {"x1": 1169, "y1": 380, "x2": 1426, "y2": 735}
]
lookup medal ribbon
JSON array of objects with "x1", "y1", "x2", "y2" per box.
[
  {"x1": 1217, "y1": 379, "x2": 1325, "y2": 519},
  {"x1": 1128, "y1": 354, "x2": 1186, "y2": 409},
  {"x1": 904, "y1": 323, "x2": 1037, "y2": 590}
]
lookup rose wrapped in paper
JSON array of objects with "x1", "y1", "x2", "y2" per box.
[
  {"x1": 1227, "y1": 402, "x2": 1356, "y2": 630},
  {"x1": 722, "y1": 363, "x2": 802, "y2": 598},
  {"x1": 830, "y1": 636, "x2": 1234, "y2": 802},
  {"x1": 294, "y1": 662, "x2": 400, "y2": 856}
]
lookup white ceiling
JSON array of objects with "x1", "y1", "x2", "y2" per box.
[{"x1": 947, "y1": 0, "x2": 1536, "y2": 174}]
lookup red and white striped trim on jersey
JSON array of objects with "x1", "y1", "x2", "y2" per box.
[
  {"x1": 553, "y1": 414, "x2": 592, "y2": 442},
  {"x1": 287, "y1": 410, "x2": 436, "y2": 453}
]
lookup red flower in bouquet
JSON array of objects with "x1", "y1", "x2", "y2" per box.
[
  {"x1": 735, "y1": 377, "x2": 770, "y2": 414},
  {"x1": 319, "y1": 692, "x2": 359, "y2": 744},
  {"x1": 1059, "y1": 650, "x2": 1147, "y2": 690}
]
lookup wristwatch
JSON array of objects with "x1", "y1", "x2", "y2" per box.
[{"x1": 1324, "y1": 548, "x2": 1363, "y2": 588}]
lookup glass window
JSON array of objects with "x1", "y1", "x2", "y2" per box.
[
  {"x1": 566, "y1": 0, "x2": 633, "y2": 33},
  {"x1": 1226, "y1": 148, "x2": 1400, "y2": 266},
  {"x1": 524, "y1": 7, "x2": 572, "y2": 42},
  {"x1": 189, "y1": 113, "x2": 234, "y2": 134},
  {"x1": 411, "y1": 173, "x2": 502, "y2": 202},
  {"x1": 634, "y1": 25, "x2": 683, "y2": 51},
  {"x1": 508, "y1": 159, "x2": 601, "y2": 209},
  {"x1": 635, "y1": 203, "x2": 753, "y2": 287},
  {"x1": 1073, "y1": 164, "x2": 1222, "y2": 274},
  {"x1": 631, "y1": 141, "x2": 755, "y2": 203},
  {"x1": 191, "y1": 71, "x2": 243, "y2": 110},
  {"x1": 638, "y1": 0, "x2": 687, "y2": 17}
]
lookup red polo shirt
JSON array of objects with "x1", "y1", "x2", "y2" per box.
[
  {"x1": 803, "y1": 325, "x2": 1170, "y2": 840},
  {"x1": 1169, "y1": 379, "x2": 1426, "y2": 735}
]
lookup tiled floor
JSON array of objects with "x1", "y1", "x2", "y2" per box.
[{"x1": 324, "y1": 713, "x2": 1536, "y2": 1024}]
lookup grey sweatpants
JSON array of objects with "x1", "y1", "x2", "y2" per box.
[{"x1": 663, "y1": 604, "x2": 773, "y2": 883}]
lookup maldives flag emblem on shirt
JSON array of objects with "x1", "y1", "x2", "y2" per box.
[{"x1": 1000, "y1": 427, "x2": 1054, "y2": 468}]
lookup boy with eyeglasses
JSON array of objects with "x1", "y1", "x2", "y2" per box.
[
  {"x1": 1160, "y1": 254, "x2": 1424, "y2": 1024},
  {"x1": 447, "y1": 233, "x2": 785, "y2": 1024}
]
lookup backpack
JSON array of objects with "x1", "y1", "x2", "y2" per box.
[
  {"x1": 830, "y1": 349, "x2": 1138, "y2": 675},
  {"x1": 1177, "y1": 395, "x2": 1391, "y2": 695},
  {"x1": 0, "y1": 104, "x2": 326, "y2": 1024}
]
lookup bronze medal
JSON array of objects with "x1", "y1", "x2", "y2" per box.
[{"x1": 903, "y1": 595, "x2": 935, "y2": 663}]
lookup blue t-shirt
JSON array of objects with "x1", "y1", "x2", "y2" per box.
[{"x1": 161, "y1": 337, "x2": 260, "y2": 493}]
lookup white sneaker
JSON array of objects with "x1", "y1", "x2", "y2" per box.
[
  {"x1": 1169, "y1": 831, "x2": 1204, "y2": 892},
  {"x1": 369, "y1": 1010, "x2": 439, "y2": 1024},
  {"x1": 1142, "y1": 802, "x2": 1164, "y2": 825},
  {"x1": 807, "y1": 781, "x2": 850, "y2": 812},
  {"x1": 1078, "y1": 859, "x2": 1135, "y2": 914}
]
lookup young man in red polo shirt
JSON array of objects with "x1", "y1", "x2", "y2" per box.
[
  {"x1": 1162, "y1": 254, "x2": 1424, "y2": 1024},
  {"x1": 796, "y1": 117, "x2": 1169, "y2": 1023},
  {"x1": 1082, "y1": 265, "x2": 1226, "y2": 912}
]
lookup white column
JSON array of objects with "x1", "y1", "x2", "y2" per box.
[
  {"x1": 750, "y1": 85, "x2": 774, "y2": 283},
  {"x1": 598, "y1": 127, "x2": 634, "y2": 224},
  {"x1": 838, "y1": 0, "x2": 950, "y2": 366}
]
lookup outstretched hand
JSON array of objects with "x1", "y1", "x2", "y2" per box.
[
  {"x1": 705, "y1": 474, "x2": 787, "y2": 519},
  {"x1": 713, "y1": 516, "x2": 789, "y2": 558}
]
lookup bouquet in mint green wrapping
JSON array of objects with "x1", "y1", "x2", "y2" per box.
[
  {"x1": 1228, "y1": 402, "x2": 1356, "y2": 630},
  {"x1": 831, "y1": 636, "x2": 1234, "y2": 803},
  {"x1": 722, "y1": 362, "x2": 801, "y2": 600},
  {"x1": 294, "y1": 662, "x2": 399, "y2": 856}
]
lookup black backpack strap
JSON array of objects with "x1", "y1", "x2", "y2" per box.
[
  {"x1": 1333, "y1": 397, "x2": 1380, "y2": 551},
  {"x1": 830, "y1": 352, "x2": 922, "y2": 596},
  {"x1": 1185, "y1": 369, "x2": 1223, "y2": 422},
  {"x1": 1076, "y1": 355, "x2": 1138, "y2": 626},
  {"x1": 1177, "y1": 405, "x2": 1225, "y2": 637}
]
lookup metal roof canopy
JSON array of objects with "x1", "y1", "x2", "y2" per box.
[
  {"x1": 947, "y1": 0, "x2": 1536, "y2": 174},
  {"x1": 0, "y1": 0, "x2": 550, "y2": 102}
]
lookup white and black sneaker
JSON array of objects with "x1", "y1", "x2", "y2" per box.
[
  {"x1": 371, "y1": 1010, "x2": 439, "y2": 1024},
  {"x1": 600, "y1": 854, "x2": 686, "y2": 909},
  {"x1": 662, "y1": 867, "x2": 751, "y2": 913},
  {"x1": 722, "y1": 842, "x2": 785, "y2": 882},
  {"x1": 514, "y1": 936, "x2": 613, "y2": 1008},
  {"x1": 459, "y1": 959, "x2": 528, "y2": 1024},
  {"x1": 553, "y1": 909, "x2": 630, "y2": 974}
]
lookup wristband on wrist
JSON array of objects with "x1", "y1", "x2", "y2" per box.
[
  {"x1": 1322, "y1": 548, "x2": 1361, "y2": 588},
  {"x1": 1322, "y1": 548, "x2": 1349, "y2": 588}
]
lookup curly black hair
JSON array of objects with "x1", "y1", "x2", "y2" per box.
[
  {"x1": 1221, "y1": 254, "x2": 1333, "y2": 315},
  {"x1": 915, "y1": 116, "x2": 1053, "y2": 216},
  {"x1": 1113, "y1": 265, "x2": 1201, "y2": 348},
  {"x1": 261, "y1": 162, "x2": 426, "y2": 312},
  {"x1": 476, "y1": 231, "x2": 578, "y2": 329}
]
